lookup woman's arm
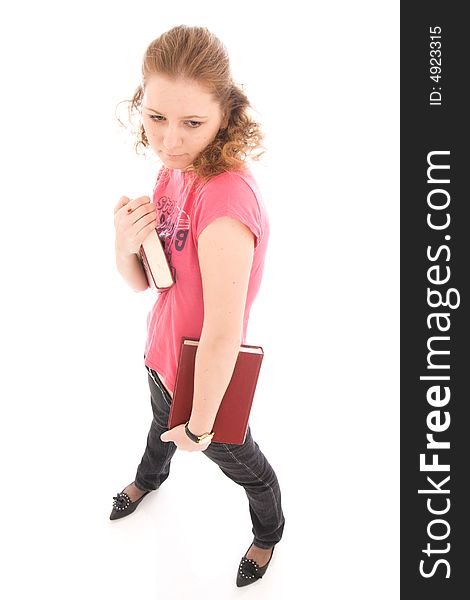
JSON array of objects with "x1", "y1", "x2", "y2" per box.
[
  {"x1": 187, "y1": 216, "x2": 255, "y2": 436},
  {"x1": 115, "y1": 248, "x2": 150, "y2": 292}
]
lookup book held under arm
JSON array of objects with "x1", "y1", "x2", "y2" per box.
[{"x1": 168, "y1": 338, "x2": 264, "y2": 444}]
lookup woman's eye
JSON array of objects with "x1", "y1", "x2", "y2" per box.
[{"x1": 148, "y1": 115, "x2": 201, "y2": 128}]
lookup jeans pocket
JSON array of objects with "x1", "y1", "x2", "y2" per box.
[{"x1": 146, "y1": 366, "x2": 172, "y2": 408}]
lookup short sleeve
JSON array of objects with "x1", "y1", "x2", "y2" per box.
[{"x1": 192, "y1": 172, "x2": 263, "y2": 249}]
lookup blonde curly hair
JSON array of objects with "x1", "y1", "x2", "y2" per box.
[{"x1": 118, "y1": 25, "x2": 266, "y2": 184}]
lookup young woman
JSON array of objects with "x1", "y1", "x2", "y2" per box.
[{"x1": 111, "y1": 25, "x2": 285, "y2": 587}]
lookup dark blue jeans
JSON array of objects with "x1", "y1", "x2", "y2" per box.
[{"x1": 134, "y1": 365, "x2": 285, "y2": 549}]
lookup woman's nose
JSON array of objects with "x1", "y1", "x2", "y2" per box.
[{"x1": 162, "y1": 124, "x2": 183, "y2": 151}]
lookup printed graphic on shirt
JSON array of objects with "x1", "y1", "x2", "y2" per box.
[{"x1": 155, "y1": 193, "x2": 190, "y2": 283}]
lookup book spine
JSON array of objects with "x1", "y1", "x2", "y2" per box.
[
  {"x1": 167, "y1": 338, "x2": 187, "y2": 428},
  {"x1": 235, "y1": 355, "x2": 263, "y2": 443},
  {"x1": 139, "y1": 246, "x2": 156, "y2": 289}
]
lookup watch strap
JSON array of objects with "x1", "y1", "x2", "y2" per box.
[{"x1": 184, "y1": 421, "x2": 214, "y2": 444}]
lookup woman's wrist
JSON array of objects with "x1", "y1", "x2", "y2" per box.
[{"x1": 187, "y1": 417, "x2": 215, "y2": 437}]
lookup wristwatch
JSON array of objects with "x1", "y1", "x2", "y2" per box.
[{"x1": 184, "y1": 421, "x2": 215, "y2": 444}]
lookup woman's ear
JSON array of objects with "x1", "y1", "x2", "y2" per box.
[{"x1": 221, "y1": 111, "x2": 230, "y2": 130}]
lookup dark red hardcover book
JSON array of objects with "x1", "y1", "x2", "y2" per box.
[
  {"x1": 139, "y1": 240, "x2": 174, "y2": 291},
  {"x1": 168, "y1": 338, "x2": 264, "y2": 444},
  {"x1": 138, "y1": 167, "x2": 175, "y2": 291}
]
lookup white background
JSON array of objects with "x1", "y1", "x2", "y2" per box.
[{"x1": 0, "y1": 1, "x2": 399, "y2": 598}]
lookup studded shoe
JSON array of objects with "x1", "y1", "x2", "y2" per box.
[
  {"x1": 109, "y1": 485, "x2": 151, "y2": 520},
  {"x1": 236, "y1": 543, "x2": 275, "y2": 587}
]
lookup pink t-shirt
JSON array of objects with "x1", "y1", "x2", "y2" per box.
[{"x1": 143, "y1": 165, "x2": 270, "y2": 394}]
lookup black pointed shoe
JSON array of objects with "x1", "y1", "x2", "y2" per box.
[
  {"x1": 109, "y1": 487, "x2": 151, "y2": 520},
  {"x1": 236, "y1": 544, "x2": 275, "y2": 587}
]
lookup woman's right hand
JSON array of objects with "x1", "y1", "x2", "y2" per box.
[{"x1": 114, "y1": 195, "x2": 157, "y2": 256}]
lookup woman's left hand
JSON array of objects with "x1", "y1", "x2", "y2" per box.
[{"x1": 160, "y1": 424, "x2": 212, "y2": 452}]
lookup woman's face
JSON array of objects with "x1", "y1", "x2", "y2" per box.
[{"x1": 141, "y1": 73, "x2": 227, "y2": 171}]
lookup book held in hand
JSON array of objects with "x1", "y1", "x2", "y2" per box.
[
  {"x1": 168, "y1": 338, "x2": 264, "y2": 444},
  {"x1": 139, "y1": 229, "x2": 174, "y2": 291}
]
